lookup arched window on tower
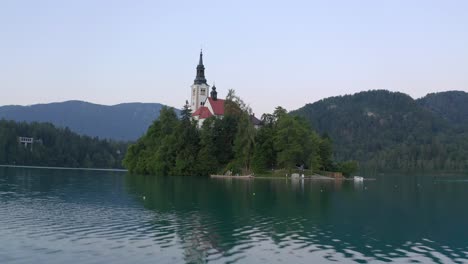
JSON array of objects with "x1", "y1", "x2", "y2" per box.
[{"x1": 201, "y1": 88, "x2": 206, "y2": 96}]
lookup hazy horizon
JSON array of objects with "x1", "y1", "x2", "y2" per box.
[
  {"x1": 1, "y1": 0, "x2": 467, "y2": 115},
  {"x1": 0, "y1": 88, "x2": 466, "y2": 112}
]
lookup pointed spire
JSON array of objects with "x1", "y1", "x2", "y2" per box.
[
  {"x1": 198, "y1": 49, "x2": 203, "y2": 65},
  {"x1": 194, "y1": 50, "x2": 207, "y2": 85}
]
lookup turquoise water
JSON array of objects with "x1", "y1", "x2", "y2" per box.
[{"x1": 0, "y1": 167, "x2": 467, "y2": 263}]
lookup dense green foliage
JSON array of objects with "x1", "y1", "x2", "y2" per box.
[
  {"x1": 337, "y1": 161, "x2": 359, "y2": 177},
  {"x1": 0, "y1": 100, "x2": 169, "y2": 141},
  {"x1": 0, "y1": 119, "x2": 127, "y2": 168},
  {"x1": 417, "y1": 91, "x2": 468, "y2": 127},
  {"x1": 291, "y1": 90, "x2": 468, "y2": 171},
  {"x1": 124, "y1": 92, "x2": 349, "y2": 176}
]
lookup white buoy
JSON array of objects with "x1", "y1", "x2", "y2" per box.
[{"x1": 354, "y1": 176, "x2": 364, "y2": 181}]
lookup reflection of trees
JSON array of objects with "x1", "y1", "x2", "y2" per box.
[
  {"x1": 125, "y1": 175, "x2": 254, "y2": 262},
  {"x1": 125, "y1": 175, "x2": 340, "y2": 262},
  {"x1": 125, "y1": 174, "x2": 468, "y2": 263},
  {"x1": 0, "y1": 167, "x2": 125, "y2": 199}
]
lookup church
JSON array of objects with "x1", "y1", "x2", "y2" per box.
[
  {"x1": 190, "y1": 51, "x2": 224, "y2": 127},
  {"x1": 190, "y1": 51, "x2": 262, "y2": 128}
]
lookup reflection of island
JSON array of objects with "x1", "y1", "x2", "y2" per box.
[
  {"x1": 125, "y1": 175, "x2": 338, "y2": 262},
  {"x1": 125, "y1": 174, "x2": 468, "y2": 263}
]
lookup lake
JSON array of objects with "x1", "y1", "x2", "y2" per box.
[{"x1": 0, "y1": 167, "x2": 467, "y2": 263}]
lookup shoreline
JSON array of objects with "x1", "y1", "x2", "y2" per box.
[
  {"x1": 211, "y1": 174, "x2": 376, "y2": 181},
  {"x1": 0, "y1": 164, "x2": 128, "y2": 172}
]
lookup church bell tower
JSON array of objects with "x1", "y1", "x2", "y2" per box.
[{"x1": 191, "y1": 50, "x2": 210, "y2": 111}]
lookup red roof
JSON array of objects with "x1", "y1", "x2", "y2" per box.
[
  {"x1": 192, "y1": 106, "x2": 213, "y2": 119},
  {"x1": 207, "y1": 97, "x2": 225, "y2": 116}
]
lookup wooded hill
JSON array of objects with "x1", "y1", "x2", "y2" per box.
[
  {"x1": 417, "y1": 91, "x2": 468, "y2": 127},
  {"x1": 291, "y1": 90, "x2": 468, "y2": 171},
  {"x1": 0, "y1": 120, "x2": 127, "y2": 168}
]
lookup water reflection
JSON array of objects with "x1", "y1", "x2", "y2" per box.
[
  {"x1": 0, "y1": 167, "x2": 467, "y2": 264},
  {"x1": 125, "y1": 174, "x2": 468, "y2": 263}
]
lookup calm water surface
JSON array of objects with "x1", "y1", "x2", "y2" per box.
[{"x1": 0, "y1": 167, "x2": 467, "y2": 264}]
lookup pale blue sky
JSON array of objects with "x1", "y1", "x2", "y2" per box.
[{"x1": 1, "y1": 0, "x2": 467, "y2": 115}]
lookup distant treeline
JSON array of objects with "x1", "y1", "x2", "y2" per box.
[
  {"x1": 0, "y1": 119, "x2": 128, "y2": 168},
  {"x1": 123, "y1": 90, "x2": 357, "y2": 176}
]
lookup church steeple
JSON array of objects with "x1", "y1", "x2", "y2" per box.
[
  {"x1": 194, "y1": 50, "x2": 207, "y2": 85},
  {"x1": 191, "y1": 50, "x2": 210, "y2": 111}
]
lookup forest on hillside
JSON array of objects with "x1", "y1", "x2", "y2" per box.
[
  {"x1": 123, "y1": 90, "x2": 357, "y2": 177},
  {"x1": 0, "y1": 119, "x2": 127, "y2": 168},
  {"x1": 292, "y1": 90, "x2": 468, "y2": 172},
  {"x1": 6, "y1": 89, "x2": 466, "y2": 173}
]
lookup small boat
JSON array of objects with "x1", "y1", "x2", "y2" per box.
[
  {"x1": 210, "y1": 174, "x2": 254, "y2": 179},
  {"x1": 354, "y1": 176, "x2": 364, "y2": 181}
]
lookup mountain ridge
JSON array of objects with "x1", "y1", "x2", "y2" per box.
[
  {"x1": 0, "y1": 100, "x2": 170, "y2": 141},
  {"x1": 416, "y1": 90, "x2": 468, "y2": 126}
]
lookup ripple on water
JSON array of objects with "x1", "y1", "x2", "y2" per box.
[{"x1": 2, "y1": 171, "x2": 468, "y2": 264}]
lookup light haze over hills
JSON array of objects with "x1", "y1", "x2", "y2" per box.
[
  {"x1": 0, "y1": 101, "x2": 166, "y2": 141},
  {"x1": 1, "y1": 1, "x2": 467, "y2": 115},
  {"x1": 1, "y1": 90, "x2": 467, "y2": 144}
]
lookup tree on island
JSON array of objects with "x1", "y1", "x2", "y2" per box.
[
  {"x1": 172, "y1": 101, "x2": 200, "y2": 176},
  {"x1": 225, "y1": 89, "x2": 256, "y2": 175}
]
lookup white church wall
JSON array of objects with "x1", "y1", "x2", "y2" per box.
[{"x1": 191, "y1": 83, "x2": 210, "y2": 111}]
